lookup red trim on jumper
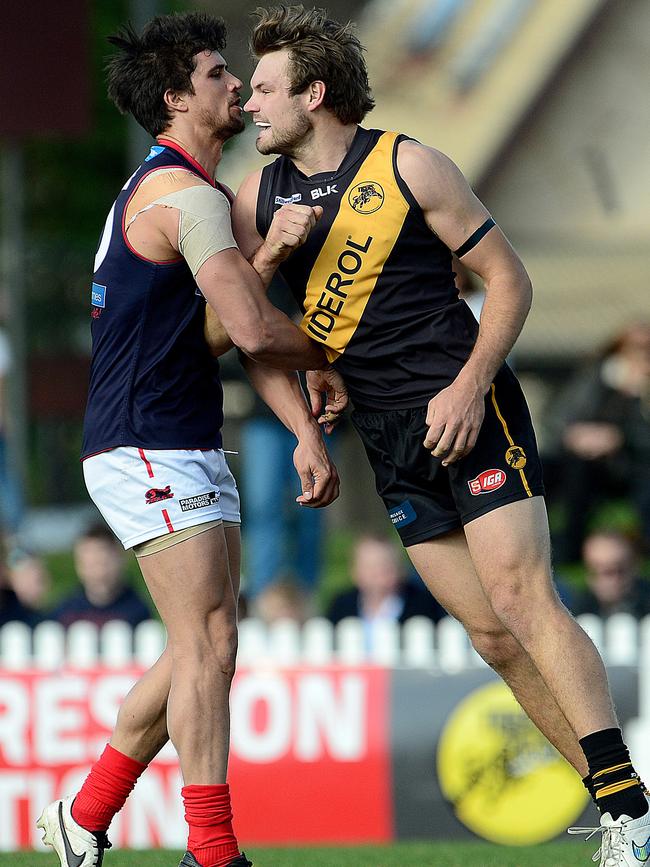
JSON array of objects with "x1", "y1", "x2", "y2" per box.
[
  {"x1": 138, "y1": 448, "x2": 155, "y2": 479},
  {"x1": 82, "y1": 445, "x2": 222, "y2": 462},
  {"x1": 157, "y1": 138, "x2": 215, "y2": 187},
  {"x1": 121, "y1": 165, "x2": 189, "y2": 265},
  {"x1": 80, "y1": 447, "x2": 115, "y2": 462},
  {"x1": 162, "y1": 509, "x2": 175, "y2": 533}
]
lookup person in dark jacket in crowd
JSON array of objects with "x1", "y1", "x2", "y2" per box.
[
  {"x1": 327, "y1": 534, "x2": 445, "y2": 645},
  {"x1": 551, "y1": 322, "x2": 650, "y2": 562},
  {"x1": 571, "y1": 530, "x2": 650, "y2": 620},
  {"x1": 3, "y1": 550, "x2": 52, "y2": 627},
  {"x1": 52, "y1": 524, "x2": 151, "y2": 628}
]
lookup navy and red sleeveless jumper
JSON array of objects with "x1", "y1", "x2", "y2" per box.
[{"x1": 82, "y1": 141, "x2": 227, "y2": 459}]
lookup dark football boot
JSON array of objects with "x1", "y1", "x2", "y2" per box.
[{"x1": 179, "y1": 852, "x2": 253, "y2": 867}]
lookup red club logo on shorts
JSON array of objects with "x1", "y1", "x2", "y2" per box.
[
  {"x1": 468, "y1": 469, "x2": 507, "y2": 496},
  {"x1": 145, "y1": 485, "x2": 174, "y2": 504}
]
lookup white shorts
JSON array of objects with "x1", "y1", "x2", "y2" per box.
[{"x1": 83, "y1": 447, "x2": 240, "y2": 549}]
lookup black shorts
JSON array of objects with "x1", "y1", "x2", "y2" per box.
[{"x1": 350, "y1": 365, "x2": 545, "y2": 546}]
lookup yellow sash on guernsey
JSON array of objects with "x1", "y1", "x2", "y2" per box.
[{"x1": 299, "y1": 131, "x2": 409, "y2": 362}]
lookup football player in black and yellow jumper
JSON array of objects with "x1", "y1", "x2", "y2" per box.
[{"x1": 213, "y1": 6, "x2": 649, "y2": 860}]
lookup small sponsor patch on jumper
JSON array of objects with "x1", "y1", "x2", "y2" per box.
[
  {"x1": 179, "y1": 491, "x2": 220, "y2": 512},
  {"x1": 505, "y1": 445, "x2": 527, "y2": 470},
  {"x1": 389, "y1": 500, "x2": 417, "y2": 528},
  {"x1": 91, "y1": 282, "x2": 107, "y2": 308},
  {"x1": 275, "y1": 193, "x2": 302, "y2": 205},
  {"x1": 468, "y1": 470, "x2": 506, "y2": 496},
  {"x1": 145, "y1": 485, "x2": 174, "y2": 504},
  {"x1": 311, "y1": 184, "x2": 338, "y2": 200},
  {"x1": 145, "y1": 145, "x2": 166, "y2": 162}
]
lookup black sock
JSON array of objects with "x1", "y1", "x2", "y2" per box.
[
  {"x1": 580, "y1": 728, "x2": 648, "y2": 820},
  {"x1": 582, "y1": 773, "x2": 597, "y2": 804}
]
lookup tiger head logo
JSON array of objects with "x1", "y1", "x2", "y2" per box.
[
  {"x1": 505, "y1": 446, "x2": 527, "y2": 470},
  {"x1": 349, "y1": 181, "x2": 385, "y2": 214}
]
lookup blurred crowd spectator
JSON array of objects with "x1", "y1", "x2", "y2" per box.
[
  {"x1": 549, "y1": 322, "x2": 650, "y2": 562},
  {"x1": 51, "y1": 523, "x2": 151, "y2": 628},
  {"x1": 1, "y1": 524, "x2": 152, "y2": 630},
  {"x1": 570, "y1": 530, "x2": 650, "y2": 620},
  {"x1": 327, "y1": 534, "x2": 445, "y2": 648},
  {"x1": 1, "y1": 549, "x2": 48, "y2": 628},
  {"x1": 5, "y1": 550, "x2": 51, "y2": 626},
  {"x1": 252, "y1": 578, "x2": 313, "y2": 626}
]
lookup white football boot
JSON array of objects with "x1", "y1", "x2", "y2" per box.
[
  {"x1": 36, "y1": 796, "x2": 112, "y2": 867},
  {"x1": 569, "y1": 797, "x2": 650, "y2": 865}
]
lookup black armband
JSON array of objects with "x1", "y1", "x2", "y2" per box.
[{"x1": 453, "y1": 217, "x2": 495, "y2": 258}]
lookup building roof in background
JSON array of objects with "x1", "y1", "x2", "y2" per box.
[{"x1": 363, "y1": 0, "x2": 609, "y2": 186}]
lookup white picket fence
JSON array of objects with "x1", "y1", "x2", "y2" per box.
[
  {"x1": 2, "y1": 613, "x2": 650, "y2": 673},
  {"x1": 2, "y1": 613, "x2": 650, "y2": 782}
]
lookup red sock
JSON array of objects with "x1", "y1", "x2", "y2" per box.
[
  {"x1": 183, "y1": 784, "x2": 240, "y2": 867},
  {"x1": 71, "y1": 744, "x2": 147, "y2": 832}
]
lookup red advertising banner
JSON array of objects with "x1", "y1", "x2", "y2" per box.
[{"x1": 0, "y1": 666, "x2": 392, "y2": 851}]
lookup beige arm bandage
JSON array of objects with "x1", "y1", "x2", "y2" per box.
[{"x1": 152, "y1": 185, "x2": 238, "y2": 276}]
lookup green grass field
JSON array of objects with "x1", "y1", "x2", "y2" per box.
[{"x1": 0, "y1": 842, "x2": 595, "y2": 866}]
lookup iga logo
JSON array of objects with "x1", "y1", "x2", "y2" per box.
[
  {"x1": 145, "y1": 485, "x2": 174, "y2": 504},
  {"x1": 468, "y1": 469, "x2": 506, "y2": 496}
]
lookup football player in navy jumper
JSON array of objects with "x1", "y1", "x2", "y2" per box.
[{"x1": 37, "y1": 12, "x2": 344, "y2": 867}]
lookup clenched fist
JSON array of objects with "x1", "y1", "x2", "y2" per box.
[{"x1": 263, "y1": 204, "x2": 323, "y2": 263}]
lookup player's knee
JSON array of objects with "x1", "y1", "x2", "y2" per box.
[
  {"x1": 486, "y1": 577, "x2": 526, "y2": 625},
  {"x1": 469, "y1": 626, "x2": 522, "y2": 671},
  {"x1": 203, "y1": 612, "x2": 239, "y2": 679},
  {"x1": 171, "y1": 607, "x2": 238, "y2": 679}
]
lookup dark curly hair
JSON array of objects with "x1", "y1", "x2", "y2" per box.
[
  {"x1": 251, "y1": 5, "x2": 375, "y2": 125},
  {"x1": 107, "y1": 12, "x2": 228, "y2": 137}
]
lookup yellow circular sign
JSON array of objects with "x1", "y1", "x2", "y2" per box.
[
  {"x1": 505, "y1": 445, "x2": 527, "y2": 469},
  {"x1": 437, "y1": 682, "x2": 589, "y2": 845},
  {"x1": 348, "y1": 181, "x2": 385, "y2": 214}
]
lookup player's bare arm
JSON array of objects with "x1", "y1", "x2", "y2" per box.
[
  {"x1": 397, "y1": 141, "x2": 533, "y2": 465},
  {"x1": 206, "y1": 169, "x2": 323, "y2": 350},
  {"x1": 136, "y1": 174, "x2": 328, "y2": 370},
  {"x1": 239, "y1": 355, "x2": 340, "y2": 507}
]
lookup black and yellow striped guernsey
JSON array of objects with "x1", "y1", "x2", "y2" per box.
[{"x1": 256, "y1": 127, "x2": 480, "y2": 410}]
